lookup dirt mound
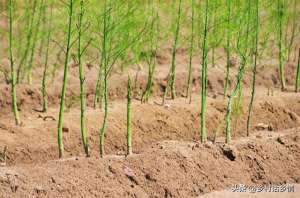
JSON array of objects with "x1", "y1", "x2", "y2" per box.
[
  {"x1": 1, "y1": 49, "x2": 299, "y2": 197},
  {"x1": 0, "y1": 50, "x2": 298, "y2": 112},
  {"x1": 0, "y1": 130, "x2": 299, "y2": 197},
  {"x1": 0, "y1": 91, "x2": 299, "y2": 166}
]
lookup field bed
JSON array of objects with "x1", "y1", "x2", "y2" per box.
[
  {"x1": 1, "y1": 51, "x2": 300, "y2": 197},
  {"x1": 0, "y1": 128, "x2": 299, "y2": 197},
  {"x1": 1, "y1": 0, "x2": 300, "y2": 196},
  {"x1": 0, "y1": 90, "x2": 299, "y2": 165}
]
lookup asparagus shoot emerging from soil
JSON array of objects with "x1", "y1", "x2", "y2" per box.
[
  {"x1": 127, "y1": 75, "x2": 133, "y2": 155},
  {"x1": 99, "y1": 0, "x2": 147, "y2": 157},
  {"x1": 200, "y1": 0, "x2": 209, "y2": 143},
  {"x1": 277, "y1": 0, "x2": 286, "y2": 91},
  {"x1": 186, "y1": 0, "x2": 195, "y2": 103},
  {"x1": 41, "y1": 3, "x2": 53, "y2": 113},
  {"x1": 141, "y1": 1, "x2": 158, "y2": 104},
  {"x1": 246, "y1": 0, "x2": 259, "y2": 137},
  {"x1": 225, "y1": 58, "x2": 246, "y2": 144},
  {"x1": 162, "y1": 0, "x2": 182, "y2": 105},
  {"x1": 99, "y1": 0, "x2": 110, "y2": 157},
  {"x1": 57, "y1": 0, "x2": 75, "y2": 158},
  {"x1": 8, "y1": 0, "x2": 20, "y2": 125},
  {"x1": 225, "y1": 0, "x2": 251, "y2": 143},
  {"x1": 77, "y1": 0, "x2": 90, "y2": 157}
]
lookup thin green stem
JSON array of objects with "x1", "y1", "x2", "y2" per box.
[
  {"x1": 17, "y1": 0, "x2": 37, "y2": 83},
  {"x1": 163, "y1": 0, "x2": 182, "y2": 104},
  {"x1": 41, "y1": 4, "x2": 53, "y2": 113},
  {"x1": 224, "y1": 0, "x2": 231, "y2": 97},
  {"x1": 8, "y1": 0, "x2": 20, "y2": 126},
  {"x1": 246, "y1": 0, "x2": 259, "y2": 137},
  {"x1": 186, "y1": 0, "x2": 195, "y2": 102},
  {"x1": 277, "y1": 0, "x2": 286, "y2": 91},
  {"x1": 78, "y1": 0, "x2": 90, "y2": 157},
  {"x1": 27, "y1": 0, "x2": 44, "y2": 85},
  {"x1": 200, "y1": 0, "x2": 209, "y2": 143},
  {"x1": 100, "y1": 0, "x2": 109, "y2": 157},
  {"x1": 127, "y1": 75, "x2": 132, "y2": 155},
  {"x1": 57, "y1": 0, "x2": 74, "y2": 158}
]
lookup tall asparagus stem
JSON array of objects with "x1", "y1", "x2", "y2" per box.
[
  {"x1": 99, "y1": 0, "x2": 110, "y2": 157},
  {"x1": 41, "y1": 3, "x2": 53, "y2": 113},
  {"x1": 127, "y1": 75, "x2": 133, "y2": 156},
  {"x1": 8, "y1": 0, "x2": 20, "y2": 125},
  {"x1": 162, "y1": 0, "x2": 182, "y2": 104},
  {"x1": 225, "y1": 0, "x2": 251, "y2": 143},
  {"x1": 200, "y1": 0, "x2": 209, "y2": 143},
  {"x1": 17, "y1": 0, "x2": 37, "y2": 83},
  {"x1": 27, "y1": 0, "x2": 44, "y2": 85},
  {"x1": 225, "y1": 58, "x2": 246, "y2": 143},
  {"x1": 224, "y1": 0, "x2": 232, "y2": 97},
  {"x1": 57, "y1": 0, "x2": 74, "y2": 158},
  {"x1": 246, "y1": 0, "x2": 259, "y2": 137},
  {"x1": 99, "y1": 0, "x2": 147, "y2": 157},
  {"x1": 186, "y1": 0, "x2": 195, "y2": 103},
  {"x1": 77, "y1": 0, "x2": 90, "y2": 157},
  {"x1": 287, "y1": 0, "x2": 297, "y2": 62},
  {"x1": 233, "y1": 0, "x2": 251, "y2": 133},
  {"x1": 277, "y1": 0, "x2": 286, "y2": 91},
  {"x1": 141, "y1": 0, "x2": 158, "y2": 103}
]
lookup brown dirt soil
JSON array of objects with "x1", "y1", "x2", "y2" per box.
[
  {"x1": 0, "y1": 91, "x2": 300, "y2": 166},
  {"x1": 0, "y1": 49, "x2": 298, "y2": 112},
  {"x1": 0, "y1": 130, "x2": 299, "y2": 197},
  {"x1": 1, "y1": 49, "x2": 300, "y2": 197}
]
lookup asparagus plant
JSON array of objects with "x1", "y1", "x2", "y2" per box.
[
  {"x1": 185, "y1": 0, "x2": 195, "y2": 103},
  {"x1": 17, "y1": 0, "x2": 37, "y2": 83},
  {"x1": 41, "y1": 3, "x2": 53, "y2": 113},
  {"x1": 8, "y1": 0, "x2": 20, "y2": 125},
  {"x1": 225, "y1": 0, "x2": 251, "y2": 143},
  {"x1": 209, "y1": 0, "x2": 223, "y2": 69},
  {"x1": 200, "y1": 0, "x2": 209, "y2": 143},
  {"x1": 277, "y1": 0, "x2": 286, "y2": 91},
  {"x1": 127, "y1": 75, "x2": 133, "y2": 155},
  {"x1": 99, "y1": 0, "x2": 147, "y2": 157},
  {"x1": 224, "y1": 0, "x2": 232, "y2": 97},
  {"x1": 232, "y1": 0, "x2": 252, "y2": 133},
  {"x1": 162, "y1": 0, "x2": 182, "y2": 105},
  {"x1": 77, "y1": 0, "x2": 90, "y2": 157},
  {"x1": 27, "y1": 0, "x2": 44, "y2": 85},
  {"x1": 99, "y1": 0, "x2": 110, "y2": 158},
  {"x1": 246, "y1": 0, "x2": 259, "y2": 136},
  {"x1": 141, "y1": 0, "x2": 159, "y2": 103},
  {"x1": 57, "y1": 0, "x2": 75, "y2": 158}
]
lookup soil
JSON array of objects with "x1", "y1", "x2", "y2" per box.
[
  {"x1": 0, "y1": 130, "x2": 299, "y2": 197},
  {"x1": 0, "y1": 49, "x2": 300, "y2": 197}
]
